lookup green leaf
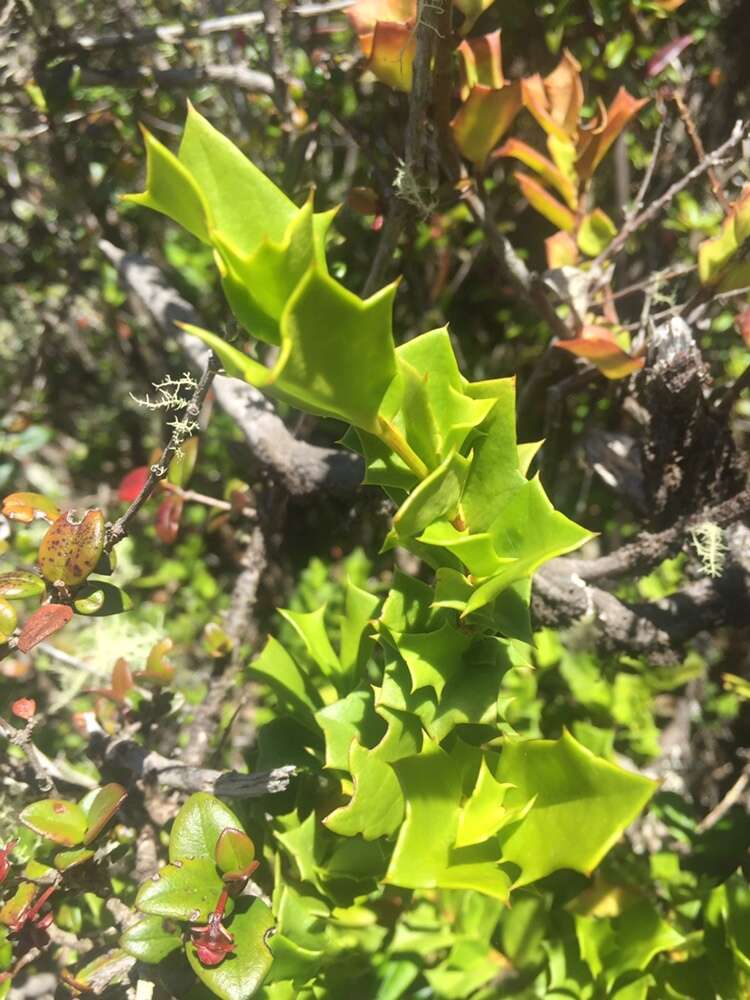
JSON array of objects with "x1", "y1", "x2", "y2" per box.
[
  {"x1": 0, "y1": 570, "x2": 46, "y2": 600},
  {"x1": 169, "y1": 792, "x2": 244, "y2": 862},
  {"x1": 463, "y1": 476, "x2": 595, "y2": 615},
  {"x1": 698, "y1": 187, "x2": 750, "y2": 284},
  {"x1": 575, "y1": 899, "x2": 684, "y2": 987},
  {"x1": 495, "y1": 730, "x2": 657, "y2": 887},
  {"x1": 124, "y1": 124, "x2": 211, "y2": 243},
  {"x1": 136, "y1": 858, "x2": 229, "y2": 922},
  {"x1": 120, "y1": 915, "x2": 182, "y2": 963},
  {"x1": 315, "y1": 691, "x2": 380, "y2": 770},
  {"x1": 82, "y1": 783, "x2": 127, "y2": 844},
  {"x1": 168, "y1": 436, "x2": 199, "y2": 488},
  {"x1": 577, "y1": 209, "x2": 617, "y2": 257},
  {"x1": 187, "y1": 898, "x2": 274, "y2": 1000},
  {"x1": 20, "y1": 799, "x2": 88, "y2": 846},
  {"x1": 324, "y1": 740, "x2": 405, "y2": 840},
  {"x1": 336, "y1": 579, "x2": 379, "y2": 680},
  {"x1": 248, "y1": 636, "x2": 319, "y2": 723},
  {"x1": 185, "y1": 268, "x2": 398, "y2": 433},
  {"x1": 388, "y1": 450, "x2": 471, "y2": 544},
  {"x1": 53, "y1": 848, "x2": 95, "y2": 871},
  {"x1": 73, "y1": 580, "x2": 133, "y2": 616},
  {"x1": 177, "y1": 103, "x2": 295, "y2": 256},
  {"x1": 455, "y1": 757, "x2": 514, "y2": 848},
  {"x1": 277, "y1": 605, "x2": 340, "y2": 677},
  {"x1": 0, "y1": 597, "x2": 16, "y2": 641},
  {"x1": 215, "y1": 828, "x2": 256, "y2": 880},
  {"x1": 393, "y1": 620, "x2": 472, "y2": 698}
]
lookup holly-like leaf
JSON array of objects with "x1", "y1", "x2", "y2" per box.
[
  {"x1": 183, "y1": 269, "x2": 398, "y2": 434},
  {"x1": 495, "y1": 730, "x2": 657, "y2": 887},
  {"x1": 20, "y1": 799, "x2": 88, "y2": 847},
  {"x1": 82, "y1": 783, "x2": 127, "y2": 844},
  {"x1": 17, "y1": 604, "x2": 73, "y2": 652},
  {"x1": 248, "y1": 636, "x2": 320, "y2": 723},
  {"x1": 120, "y1": 914, "x2": 182, "y2": 963},
  {"x1": 0, "y1": 570, "x2": 46, "y2": 600},
  {"x1": 136, "y1": 858, "x2": 229, "y2": 922},
  {"x1": 278, "y1": 605, "x2": 340, "y2": 678},
  {"x1": 169, "y1": 792, "x2": 245, "y2": 863},
  {"x1": 186, "y1": 898, "x2": 274, "y2": 1000},
  {"x1": 324, "y1": 740, "x2": 406, "y2": 840},
  {"x1": 38, "y1": 509, "x2": 105, "y2": 587}
]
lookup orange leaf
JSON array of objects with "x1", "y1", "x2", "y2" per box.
[
  {"x1": 1, "y1": 493, "x2": 61, "y2": 524},
  {"x1": 495, "y1": 137, "x2": 577, "y2": 208},
  {"x1": 366, "y1": 20, "x2": 416, "y2": 91},
  {"x1": 545, "y1": 230, "x2": 579, "y2": 268},
  {"x1": 545, "y1": 50, "x2": 584, "y2": 136},
  {"x1": 17, "y1": 604, "x2": 74, "y2": 653},
  {"x1": 451, "y1": 82, "x2": 522, "y2": 167},
  {"x1": 346, "y1": 0, "x2": 415, "y2": 35},
  {"x1": 555, "y1": 326, "x2": 644, "y2": 379},
  {"x1": 514, "y1": 172, "x2": 577, "y2": 231},
  {"x1": 155, "y1": 495, "x2": 183, "y2": 545},
  {"x1": 457, "y1": 30, "x2": 504, "y2": 99},
  {"x1": 577, "y1": 87, "x2": 649, "y2": 180}
]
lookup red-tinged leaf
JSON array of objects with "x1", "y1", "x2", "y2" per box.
[
  {"x1": 495, "y1": 137, "x2": 577, "y2": 208},
  {"x1": 117, "y1": 466, "x2": 149, "y2": 502},
  {"x1": 366, "y1": 20, "x2": 416, "y2": 91},
  {"x1": 544, "y1": 49, "x2": 584, "y2": 136},
  {"x1": 646, "y1": 34, "x2": 693, "y2": 77},
  {"x1": 167, "y1": 436, "x2": 199, "y2": 488},
  {"x1": 142, "y1": 637, "x2": 174, "y2": 684},
  {"x1": 11, "y1": 698, "x2": 36, "y2": 720},
  {"x1": 346, "y1": 0, "x2": 415, "y2": 35},
  {"x1": 20, "y1": 798, "x2": 88, "y2": 846},
  {"x1": 155, "y1": 494, "x2": 183, "y2": 544},
  {"x1": 38, "y1": 509, "x2": 106, "y2": 587},
  {"x1": 555, "y1": 327, "x2": 645, "y2": 379},
  {"x1": 215, "y1": 828, "x2": 256, "y2": 881},
  {"x1": 112, "y1": 658, "x2": 134, "y2": 701},
  {"x1": 190, "y1": 918, "x2": 235, "y2": 967},
  {"x1": 736, "y1": 307, "x2": 750, "y2": 346},
  {"x1": 0, "y1": 596, "x2": 17, "y2": 641},
  {"x1": 0, "y1": 840, "x2": 16, "y2": 885},
  {"x1": 0, "y1": 570, "x2": 46, "y2": 600},
  {"x1": 1, "y1": 492, "x2": 60, "y2": 524},
  {"x1": 457, "y1": 30, "x2": 504, "y2": 99},
  {"x1": 514, "y1": 171, "x2": 577, "y2": 231},
  {"x1": 17, "y1": 604, "x2": 74, "y2": 653},
  {"x1": 451, "y1": 82, "x2": 522, "y2": 166},
  {"x1": 347, "y1": 186, "x2": 381, "y2": 216},
  {"x1": 577, "y1": 87, "x2": 649, "y2": 180},
  {"x1": 82, "y1": 783, "x2": 128, "y2": 844},
  {"x1": 545, "y1": 230, "x2": 580, "y2": 268},
  {"x1": 0, "y1": 882, "x2": 35, "y2": 927}
]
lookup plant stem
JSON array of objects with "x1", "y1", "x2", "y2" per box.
[{"x1": 376, "y1": 418, "x2": 429, "y2": 480}]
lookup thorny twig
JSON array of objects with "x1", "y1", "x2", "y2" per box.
[{"x1": 591, "y1": 119, "x2": 748, "y2": 275}]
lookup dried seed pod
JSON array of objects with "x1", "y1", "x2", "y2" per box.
[{"x1": 38, "y1": 510, "x2": 105, "y2": 587}]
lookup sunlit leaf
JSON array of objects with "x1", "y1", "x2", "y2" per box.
[
  {"x1": 451, "y1": 82, "x2": 523, "y2": 166},
  {"x1": 20, "y1": 799, "x2": 88, "y2": 847}
]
